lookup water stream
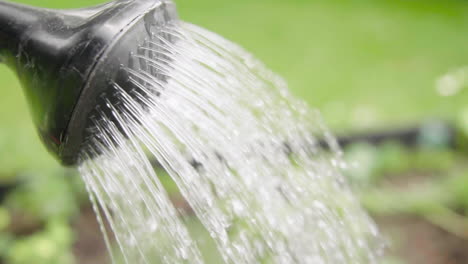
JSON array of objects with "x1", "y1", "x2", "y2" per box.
[{"x1": 78, "y1": 21, "x2": 382, "y2": 263}]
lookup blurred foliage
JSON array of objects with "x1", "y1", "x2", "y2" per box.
[
  {"x1": 0, "y1": 0, "x2": 467, "y2": 263},
  {"x1": 456, "y1": 107, "x2": 468, "y2": 153},
  {"x1": 5, "y1": 220, "x2": 75, "y2": 264},
  {"x1": 344, "y1": 137, "x2": 468, "y2": 238},
  {"x1": 0, "y1": 169, "x2": 87, "y2": 263}
]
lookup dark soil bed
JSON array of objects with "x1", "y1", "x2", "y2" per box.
[
  {"x1": 376, "y1": 215, "x2": 468, "y2": 264},
  {"x1": 72, "y1": 206, "x2": 468, "y2": 263}
]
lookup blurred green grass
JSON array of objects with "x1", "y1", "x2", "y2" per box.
[{"x1": 1, "y1": 0, "x2": 467, "y2": 173}]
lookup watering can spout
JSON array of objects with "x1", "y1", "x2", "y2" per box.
[
  {"x1": 0, "y1": 1, "x2": 43, "y2": 59},
  {"x1": 0, "y1": 0, "x2": 122, "y2": 162},
  {"x1": 0, "y1": 1, "x2": 116, "y2": 59},
  {"x1": 0, "y1": 0, "x2": 178, "y2": 165}
]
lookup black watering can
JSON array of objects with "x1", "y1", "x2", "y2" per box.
[{"x1": 0, "y1": 0, "x2": 177, "y2": 165}]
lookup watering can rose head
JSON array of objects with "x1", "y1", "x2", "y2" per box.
[{"x1": 0, "y1": 0, "x2": 178, "y2": 165}]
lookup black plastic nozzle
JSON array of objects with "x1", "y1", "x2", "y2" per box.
[{"x1": 0, "y1": 0, "x2": 178, "y2": 165}]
